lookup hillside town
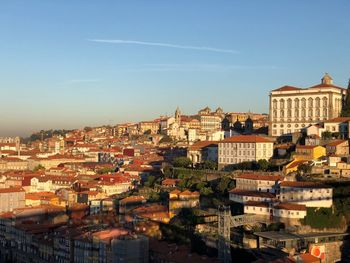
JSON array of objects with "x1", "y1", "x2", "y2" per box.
[{"x1": 1, "y1": 74, "x2": 350, "y2": 262}]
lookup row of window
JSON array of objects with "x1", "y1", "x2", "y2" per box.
[
  {"x1": 220, "y1": 143, "x2": 271, "y2": 148},
  {"x1": 219, "y1": 157, "x2": 255, "y2": 163},
  {"x1": 273, "y1": 108, "x2": 327, "y2": 118},
  {"x1": 219, "y1": 150, "x2": 255, "y2": 156},
  {"x1": 273, "y1": 97, "x2": 329, "y2": 109},
  {"x1": 245, "y1": 206, "x2": 302, "y2": 216}
]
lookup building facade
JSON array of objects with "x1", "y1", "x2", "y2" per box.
[
  {"x1": 269, "y1": 74, "x2": 347, "y2": 137},
  {"x1": 218, "y1": 135, "x2": 274, "y2": 169}
]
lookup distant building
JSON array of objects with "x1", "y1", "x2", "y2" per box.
[
  {"x1": 269, "y1": 73, "x2": 347, "y2": 137},
  {"x1": 187, "y1": 141, "x2": 218, "y2": 165},
  {"x1": 0, "y1": 187, "x2": 25, "y2": 213}
]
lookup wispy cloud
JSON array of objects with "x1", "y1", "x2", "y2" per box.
[
  {"x1": 88, "y1": 39, "x2": 238, "y2": 54},
  {"x1": 120, "y1": 64, "x2": 279, "y2": 72}
]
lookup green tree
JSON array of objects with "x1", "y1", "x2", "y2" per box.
[
  {"x1": 216, "y1": 177, "x2": 235, "y2": 194},
  {"x1": 96, "y1": 167, "x2": 115, "y2": 174},
  {"x1": 33, "y1": 164, "x2": 45, "y2": 172},
  {"x1": 162, "y1": 164, "x2": 173, "y2": 178},
  {"x1": 297, "y1": 163, "x2": 312, "y2": 175},
  {"x1": 341, "y1": 79, "x2": 350, "y2": 117},
  {"x1": 173, "y1": 157, "x2": 192, "y2": 168},
  {"x1": 144, "y1": 175, "x2": 156, "y2": 187},
  {"x1": 257, "y1": 159, "x2": 270, "y2": 171},
  {"x1": 198, "y1": 160, "x2": 217, "y2": 170},
  {"x1": 159, "y1": 135, "x2": 173, "y2": 144},
  {"x1": 200, "y1": 186, "x2": 213, "y2": 196},
  {"x1": 321, "y1": 131, "x2": 332, "y2": 140}
]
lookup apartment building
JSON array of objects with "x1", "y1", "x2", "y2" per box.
[
  {"x1": 278, "y1": 181, "x2": 333, "y2": 208},
  {"x1": 0, "y1": 187, "x2": 25, "y2": 213},
  {"x1": 235, "y1": 173, "x2": 284, "y2": 193},
  {"x1": 218, "y1": 135, "x2": 274, "y2": 169}
]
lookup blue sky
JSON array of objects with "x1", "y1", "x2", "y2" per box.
[{"x1": 1, "y1": 1, "x2": 350, "y2": 136}]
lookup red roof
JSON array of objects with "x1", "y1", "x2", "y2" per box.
[
  {"x1": 274, "y1": 203, "x2": 306, "y2": 211},
  {"x1": 280, "y1": 181, "x2": 330, "y2": 189},
  {"x1": 272, "y1": 85, "x2": 301, "y2": 92},
  {"x1": 229, "y1": 189, "x2": 276, "y2": 198},
  {"x1": 188, "y1": 141, "x2": 218, "y2": 151},
  {"x1": 222, "y1": 135, "x2": 273, "y2": 143},
  {"x1": 0, "y1": 187, "x2": 25, "y2": 193},
  {"x1": 237, "y1": 173, "x2": 284, "y2": 182},
  {"x1": 324, "y1": 117, "x2": 350, "y2": 123},
  {"x1": 296, "y1": 145, "x2": 319, "y2": 150},
  {"x1": 244, "y1": 201, "x2": 270, "y2": 208},
  {"x1": 326, "y1": 140, "x2": 347, "y2": 147},
  {"x1": 308, "y1": 83, "x2": 346, "y2": 91}
]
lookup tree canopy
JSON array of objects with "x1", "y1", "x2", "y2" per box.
[
  {"x1": 341, "y1": 79, "x2": 350, "y2": 117},
  {"x1": 173, "y1": 157, "x2": 192, "y2": 168}
]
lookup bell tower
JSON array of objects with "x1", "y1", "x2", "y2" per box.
[
  {"x1": 175, "y1": 106, "x2": 181, "y2": 124},
  {"x1": 321, "y1": 73, "x2": 333, "y2": 85}
]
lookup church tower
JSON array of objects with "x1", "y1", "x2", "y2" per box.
[{"x1": 175, "y1": 106, "x2": 181, "y2": 125}]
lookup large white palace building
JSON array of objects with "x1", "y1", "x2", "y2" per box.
[{"x1": 269, "y1": 73, "x2": 347, "y2": 137}]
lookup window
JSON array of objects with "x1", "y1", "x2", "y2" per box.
[
  {"x1": 280, "y1": 99, "x2": 285, "y2": 109},
  {"x1": 308, "y1": 97, "x2": 313, "y2": 108},
  {"x1": 294, "y1": 98, "x2": 299, "y2": 108},
  {"x1": 301, "y1": 98, "x2": 306, "y2": 108}
]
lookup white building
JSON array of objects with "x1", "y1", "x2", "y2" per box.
[
  {"x1": 244, "y1": 202, "x2": 307, "y2": 219},
  {"x1": 218, "y1": 135, "x2": 274, "y2": 169},
  {"x1": 278, "y1": 181, "x2": 333, "y2": 208},
  {"x1": 235, "y1": 173, "x2": 284, "y2": 193},
  {"x1": 269, "y1": 73, "x2": 347, "y2": 137},
  {"x1": 229, "y1": 189, "x2": 276, "y2": 204}
]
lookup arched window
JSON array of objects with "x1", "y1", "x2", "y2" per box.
[
  {"x1": 308, "y1": 108, "x2": 313, "y2": 117},
  {"x1": 301, "y1": 108, "x2": 306, "y2": 118},
  {"x1": 273, "y1": 99, "x2": 277, "y2": 109},
  {"x1": 280, "y1": 110, "x2": 284, "y2": 118},
  {"x1": 316, "y1": 108, "x2": 320, "y2": 117},
  {"x1": 287, "y1": 109, "x2": 292, "y2": 118},
  {"x1": 287, "y1": 99, "x2": 292, "y2": 108},
  {"x1": 308, "y1": 97, "x2": 313, "y2": 108},
  {"x1": 273, "y1": 110, "x2": 277, "y2": 118},
  {"x1": 295, "y1": 109, "x2": 299, "y2": 118},
  {"x1": 280, "y1": 99, "x2": 285, "y2": 109},
  {"x1": 323, "y1": 108, "x2": 327, "y2": 117},
  {"x1": 294, "y1": 98, "x2": 299, "y2": 108},
  {"x1": 315, "y1": 97, "x2": 320, "y2": 107},
  {"x1": 301, "y1": 98, "x2": 306, "y2": 108},
  {"x1": 323, "y1": 97, "x2": 328, "y2": 107}
]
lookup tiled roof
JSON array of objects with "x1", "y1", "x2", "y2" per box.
[
  {"x1": 280, "y1": 181, "x2": 330, "y2": 189},
  {"x1": 222, "y1": 135, "x2": 273, "y2": 143},
  {"x1": 272, "y1": 85, "x2": 301, "y2": 92},
  {"x1": 326, "y1": 140, "x2": 347, "y2": 147},
  {"x1": 229, "y1": 189, "x2": 276, "y2": 198},
  {"x1": 0, "y1": 187, "x2": 25, "y2": 193},
  {"x1": 308, "y1": 83, "x2": 346, "y2": 91},
  {"x1": 244, "y1": 201, "x2": 270, "y2": 208},
  {"x1": 324, "y1": 117, "x2": 350, "y2": 123},
  {"x1": 236, "y1": 173, "x2": 284, "y2": 181},
  {"x1": 274, "y1": 202, "x2": 306, "y2": 211},
  {"x1": 188, "y1": 141, "x2": 218, "y2": 151}
]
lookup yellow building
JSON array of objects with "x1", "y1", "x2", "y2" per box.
[
  {"x1": 25, "y1": 192, "x2": 63, "y2": 207},
  {"x1": 294, "y1": 145, "x2": 326, "y2": 161}
]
